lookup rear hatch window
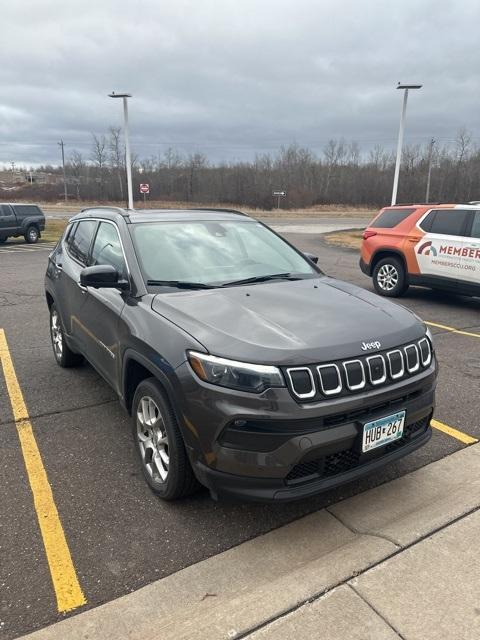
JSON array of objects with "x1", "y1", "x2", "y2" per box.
[
  {"x1": 14, "y1": 205, "x2": 43, "y2": 217},
  {"x1": 370, "y1": 208, "x2": 416, "y2": 228}
]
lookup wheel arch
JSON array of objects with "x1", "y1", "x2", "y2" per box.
[
  {"x1": 370, "y1": 249, "x2": 408, "y2": 275},
  {"x1": 122, "y1": 350, "x2": 179, "y2": 417}
]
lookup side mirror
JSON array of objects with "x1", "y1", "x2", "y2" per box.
[
  {"x1": 80, "y1": 264, "x2": 129, "y2": 290},
  {"x1": 304, "y1": 252, "x2": 319, "y2": 264}
]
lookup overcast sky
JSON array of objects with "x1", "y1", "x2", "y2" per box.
[{"x1": 1, "y1": 0, "x2": 479, "y2": 167}]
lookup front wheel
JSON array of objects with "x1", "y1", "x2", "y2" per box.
[
  {"x1": 25, "y1": 226, "x2": 39, "y2": 244},
  {"x1": 132, "y1": 378, "x2": 200, "y2": 500},
  {"x1": 49, "y1": 304, "x2": 84, "y2": 367},
  {"x1": 373, "y1": 257, "x2": 409, "y2": 297}
]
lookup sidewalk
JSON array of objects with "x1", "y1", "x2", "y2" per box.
[{"x1": 22, "y1": 443, "x2": 480, "y2": 640}]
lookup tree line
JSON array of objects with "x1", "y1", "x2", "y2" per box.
[{"x1": 20, "y1": 127, "x2": 480, "y2": 208}]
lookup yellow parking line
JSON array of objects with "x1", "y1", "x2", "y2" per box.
[
  {"x1": 0, "y1": 329, "x2": 86, "y2": 613},
  {"x1": 431, "y1": 419, "x2": 478, "y2": 445},
  {"x1": 426, "y1": 321, "x2": 480, "y2": 339}
]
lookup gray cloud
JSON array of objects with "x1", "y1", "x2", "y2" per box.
[{"x1": 1, "y1": 0, "x2": 479, "y2": 166}]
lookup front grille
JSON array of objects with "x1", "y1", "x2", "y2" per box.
[
  {"x1": 284, "y1": 338, "x2": 432, "y2": 403},
  {"x1": 285, "y1": 415, "x2": 430, "y2": 485}
]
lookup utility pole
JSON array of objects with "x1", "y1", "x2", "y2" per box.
[
  {"x1": 425, "y1": 138, "x2": 435, "y2": 203},
  {"x1": 58, "y1": 140, "x2": 68, "y2": 201}
]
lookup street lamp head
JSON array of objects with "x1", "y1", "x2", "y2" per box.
[
  {"x1": 397, "y1": 83, "x2": 422, "y2": 90},
  {"x1": 108, "y1": 92, "x2": 132, "y2": 98}
]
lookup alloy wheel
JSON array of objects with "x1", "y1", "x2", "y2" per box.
[
  {"x1": 136, "y1": 396, "x2": 170, "y2": 483},
  {"x1": 377, "y1": 264, "x2": 399, "y2": 292},
  {"x1": 50, "y1": 310, "x2": 63, "y2": 359}
]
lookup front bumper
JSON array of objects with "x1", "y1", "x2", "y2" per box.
[
  {"x1": 176, "y1": 359, "x2": 437, "y2": 502},
  {"x1": 196, "y1": 425, "x2": 431, "y2": 502}
]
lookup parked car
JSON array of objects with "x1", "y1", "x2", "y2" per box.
[
  {"x1": 0, "y1": 203, "x2": 45, "y2": 244},
  {"x1": 360, "y1": 203, "x2": 480, "y2": 297},
  {"x1": 45, "y1": 207, "x2": 436, "y2": 502}
]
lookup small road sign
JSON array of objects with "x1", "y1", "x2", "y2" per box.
[
  {"x1": 272, "y1": 190, "x2": 286, "y2": 209},
  {"x1": 139, "y1": 183, "x2": 150, "y2": 194}
]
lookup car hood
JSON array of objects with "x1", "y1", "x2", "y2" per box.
[{"x1": 151, "y1": 277, "x2": 425, "y2": 365}]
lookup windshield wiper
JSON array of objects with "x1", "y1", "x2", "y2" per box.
[
  {"x1": 221, "y1": 273, "x2": 303, "y2": 287},
  {"x1": 146, "y1": 280, "x2": 216, "y2": 289}
]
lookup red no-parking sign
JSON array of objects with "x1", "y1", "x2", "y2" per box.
[{"x1": 139, "y1": 183, "x2": 150, "y2": 194}]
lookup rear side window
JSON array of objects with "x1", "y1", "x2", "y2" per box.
[
  {"x1": 370, "y1": 208, "x2": 416, "y2": 228},
  {"x1": 13, "y1": 205, "x2": 42, "y2": 217},
  {"x1": 469, "y1": 212, "x2": 480, "y2": 239},
  {"x1": 67, "y1": 220, "x2": 97, "y2": 265},
  {"x1": 0, "y1": 205, "x2": 13, "y2": 216},
  {"x1": 421, "y1": 209, "x2": 470, "y2": 237}
]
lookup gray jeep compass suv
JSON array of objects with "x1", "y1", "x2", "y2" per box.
[{"x1": 45, "y1": 207, "x2": 436, "y2": 502}]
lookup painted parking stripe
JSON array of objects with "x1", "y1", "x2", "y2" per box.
[
  {"x1": 0, "y1": 329, "x2": 86, "y2": 613},
  {"x1": 426, "y1": 321, "x2": 480, "y2": 339},
  {"x1": 0, "y1": 243, "x2": 56, "y2": 252},
  {"x1": 431, "y1": 419, "x2": 478, "y2": 445}
]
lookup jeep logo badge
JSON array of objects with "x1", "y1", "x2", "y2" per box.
[{"x1": 361, "y1": 341, "x2": 381, "y2": 351}]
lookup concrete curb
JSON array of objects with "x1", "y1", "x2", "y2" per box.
[{"x1": 22, "y1": 443, "x2": 480, "y2": 640}]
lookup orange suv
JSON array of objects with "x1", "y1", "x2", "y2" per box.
[{"x1": 360, "y1": 204, "x2": 480, "y2": 297}]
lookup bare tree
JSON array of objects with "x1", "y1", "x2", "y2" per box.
[
  {"x1": 90, "y1": 134, "x2": 108, "y2": 199},
  {"x1": 69, "y1": 150, "x2": 85, "y2": 199},
  {"x1": 108, "y1": 127, "x2": 125, "y2": 202}
]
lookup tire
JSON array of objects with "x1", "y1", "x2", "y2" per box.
[
  {"x1": 49, "y1": 303, "x2": 84, "y2": 367},
  {"x1": 25, "y1": 225, "x2": 39, "y2": 244},
  {"x1": 132, "y1": 377, "x2": 200, "y2": 500},
  {"x1": 373, "y1": 256, "x2": 409, "y2": 297}
]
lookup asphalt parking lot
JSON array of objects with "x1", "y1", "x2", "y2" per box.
[{"x1": 1, "y1": 227, "x2": 479, "y2": 639}]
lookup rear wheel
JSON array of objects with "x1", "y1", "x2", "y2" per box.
[
  {"x1": 25, "y1": 226, "x2": 39, "y2": 244},
  {"x1": 132, "y1": 378, "x2": 200, "y2": 500},
  {"x1": 373, "y1": 256, "x2": 409, "y2": 297},
  {"x1": 49, "y1": 304, "x2": 84, "y2": 367}
]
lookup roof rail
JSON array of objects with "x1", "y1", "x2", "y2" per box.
[
  {"x1": 393, "y1": 202, "x2": 443, "y2": 207},
  {"x1": 80, "y1": 206, "x2": 129, "y2": 216},
  {"x1": 188, "y1": 207, "x2": 247, "y2": 216},
  {"x1": 393, "y1": 202, "x2": 472, "y2": 207}
]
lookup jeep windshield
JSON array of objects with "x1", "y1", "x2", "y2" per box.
[{"x1": 131, "y1": 220, "x2": 320, "y2": 288}]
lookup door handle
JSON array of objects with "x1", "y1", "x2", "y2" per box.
[{"x1": 407, "y1": 238, "x2": 419, "y2": 243}]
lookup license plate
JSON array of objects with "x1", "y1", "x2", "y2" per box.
[{"x1": 362, "y1": 411, "x2": 405, "y2": 452}]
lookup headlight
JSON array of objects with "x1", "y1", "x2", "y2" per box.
[{"x1": 187, "y1": 351, "x2": 285, "y2": 393}]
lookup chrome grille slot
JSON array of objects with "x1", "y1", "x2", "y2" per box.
[
  {"x1": 404, "y1": 344, "x2": 420, "y2": 373},
  {"x1": 317, "y1": 364, "x2": 342, "y2": 395},
  {"x1": 343, "y1": 359, "x2": 366, "y2": 391},
  {"x1": 418, "y1": 338, "x2": 431, "y2": 367},
  {"x1": 387, "y1": 349, "x2": 404, "y2": 379},
  {"x1": 366, "y1": 354, "x2": 386, "y2": 385},
  {"x1": 286, "y1": 367, "x2": 316, "y2": 399}
]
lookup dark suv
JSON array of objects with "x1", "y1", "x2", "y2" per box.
[
  {"x1": 0, "y1": 203, "x2": 45, "y2": 243},
  {"x1": 45, "y1": 207, "x2": 437, "y2": 502}
]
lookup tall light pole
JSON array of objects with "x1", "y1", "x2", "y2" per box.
[
  {"x1": 425, "y1": 137, "x2": 435, "y2": 203},
  {"x1": 109, "y1": 92, "x2": 133, "y2": 209},
  {"x1": 391, "y1": 83, "x2": 422, "y2": 206},
  {"x1": 58, "y1": 139, "x2": 68, "y2": 201}
]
